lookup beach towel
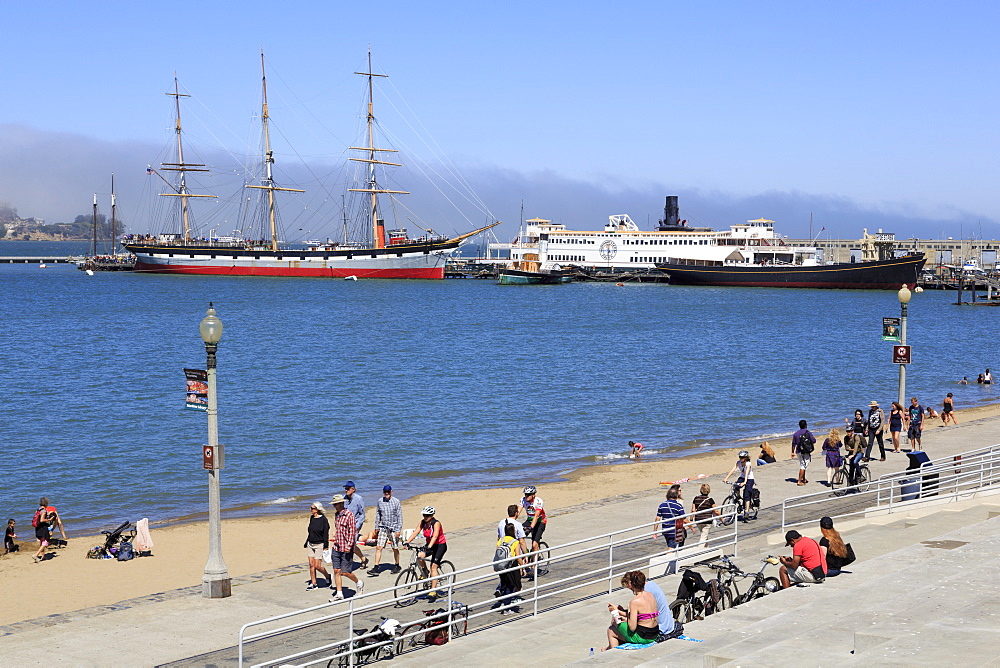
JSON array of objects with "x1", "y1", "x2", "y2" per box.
[
  {"x1": 617, "y1": 643, "x2": 657, "y2": 650},
  {"x1": 135, "y1": 518, "x2": 154, "y2": 552}
]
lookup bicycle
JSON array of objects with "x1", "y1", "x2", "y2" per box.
[
  {"x1": 831, "y1": 454, "x2": 871, "y2": 496},
  {"x1": 393, "y1": 544, "x2": 455, "y2": 607},
  {"x1": 669, "y1": 560, "x2": 731, "y2": 623},
  {"x1": 718, "y1": 482, "x2": 758, "y2": 525},
  {"x1": 328, "y1": 617, "x2": 400, "y2": 667},
  {"x1": 726, "y1": 556, "x2": 781, "y2": 606},
  {"x1": 395, "y1": 602, "x2": 469, "y2": 654}
]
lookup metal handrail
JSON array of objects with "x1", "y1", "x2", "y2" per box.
[
  {"x1": 780, "y1": 444, "x2": 1000, "y2": 529},
  {"x1": 240, "y1": 504, "x2": 740, "y2": 666}
]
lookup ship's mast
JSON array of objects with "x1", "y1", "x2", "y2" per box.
[
  {"x1": 349, "y1": 49, "x2": 407, "y2": 249},
  {"x1": 245, "y1": 51, "x2": 304, "y2": 252},
  {"x1": 92, "y1": 193, "x2": 99, "y2": 256},
  {"x1": 110, "y1": 173, "x2": 117, "y2": 253},
  {"x1": 157, "y1": 76, "x2": 214, "y2": 243}
]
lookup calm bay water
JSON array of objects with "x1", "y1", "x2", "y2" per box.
[{"x1": 2, "y1": 241, "x2": 998, "y2": 533}]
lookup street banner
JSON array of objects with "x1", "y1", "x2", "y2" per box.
[
  {"x1": 184, "y1": 368, "x2": 208, "y2": 411},
  {"x1": 882, "y1": 317, "x2": 901, "y2": 342}
]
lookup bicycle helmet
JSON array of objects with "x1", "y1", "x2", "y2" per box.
[
  {"x1": 523, "y1": 485, "x2": 537, "y2": 496},
  {"x1": 421, "y1": 506, "x2": 436, "y2": 515},
  {"x1": 738, "y1": 450, "x2": 750, "y2": 459}
]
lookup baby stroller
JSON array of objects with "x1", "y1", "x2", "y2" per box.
[{"x1": 87, "y1": 521, "x2": 136, "y2": 559}]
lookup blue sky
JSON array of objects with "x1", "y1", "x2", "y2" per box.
[{"x1": 2, "y1": 1, "x2": 999, "y2": 241}]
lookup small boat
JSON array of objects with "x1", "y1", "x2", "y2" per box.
[
  {"x1": 73, "y1": 176, "x2": 136, "y2": 272},
  {"x1": 497, "y1": 255, "x2": 574, "y2": 285}
]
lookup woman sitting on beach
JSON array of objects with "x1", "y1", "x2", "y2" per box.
[
  {"x1": 818, "y1": 516, "x2": 853, "y2": 575},
  {"x1": 406, "y1": 506, "x2": 448, "y2": 600},
  {"x1": 602, "y1": 570, "x2": 660, "y2": 650},
  {"x1": 822, "y1": 428, "x2": 843, "y2": 487},
  {"x1": 757, "y1": 442, "x2": 776, "y2": 465}
]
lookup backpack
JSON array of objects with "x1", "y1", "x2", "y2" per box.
[
  {"x1": 493, "y1": 541, "x2": 513, "y2": 572},
  {"x1": 31, "y1": 508, "x2": 42, "y2": 528},
  {"x1": 797, "y1": 433, "x2": 815, "y2": 454},
  {"x1": 749, "y1": 487, "x2": 761, "y2": 509},
  {"x1": 116, "y1": 541, "x2": 134, "y2": 561}
]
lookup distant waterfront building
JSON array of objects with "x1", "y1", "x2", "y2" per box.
[{"x1": 786, "y1": 229, "x2": 1000, "y2": 269}]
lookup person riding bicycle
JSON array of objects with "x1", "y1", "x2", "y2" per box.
[
  {"x1": 520, "y1": 486, "x2": 547, "y2": 577},
  {"x1": 722, "y1": 451, "x2": 755, "y2": 522},
  {"x1": 404, "y1": 506, "x2": 448, "y2": 600}
]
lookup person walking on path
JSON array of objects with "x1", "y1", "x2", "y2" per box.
[
  {"x1": 889, "y1": 402, "x2": 904, "y2": 452},
  {"x1": 655, "y1": 488, "x2": 688, "y2": 546},
  {"x1": 342, "y1": 481, "x2": 368, "y2": 568},
  {"x1": 906, "y1": 397, "x2": 925, "y2": 449},
  {"x1": 690, "y1": 484, "x2": 718, "y2": 545},
  {"x1": 942, "y1": 393, "x2": 958, "y2": 426},
  {"x1": 792, "y1": 420, "x2": 816, "y2": 486},
  {"x1": 328, "y1": 494, "x2": 364, "y2": 601},
  {"x1": 303, "y1": 502, "x2": 332, "y2": 590},
  {"x1": 822, "y1": 428, "x2": 844, "y2": 487},
  {"x1": 367, "y1": 485, "x2": 402, "y2": 576},
  {"x1": 493, "y1": 522, "x2": 524, "y2": 614},
  {"x1": 722, "y1": 450, "x2": 755, "y2": 521},
  {"x1": 864, "y1": 400, "x2": 886, "y2": 461},
  {"x1": 497, "y1": 504, "x2": 528, "y2": 556}
]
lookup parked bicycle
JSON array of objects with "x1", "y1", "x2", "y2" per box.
[
  {"x1": 718, "y1": 481, "x2": 759, "y2": 525},
  {"x1": 726, "y1": 555, "x2": 781, "y2": 606},
  {"x1": 670, "y1": 561, "x2": 729, "y2": 623},
  {"x1": 393, "y1": 544, "x2": 455, "y2": 607},
  {"x1": 395, "y1": 603, "x2": 469, "y2": 654},
  {"x1": 831, "y1": 454, "x2": 872, "y2": 495},
  {"x1": 328, "y1": 617, "x2": 400, "y2": 667}
]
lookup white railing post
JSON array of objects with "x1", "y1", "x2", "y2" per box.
[{"x1": 347, "y1": 598, "x2": 355, "y2": 667}]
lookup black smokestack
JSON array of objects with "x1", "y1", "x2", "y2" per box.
[{"x1": 664, "y1": 196, "x2": 679, "y2": 227}]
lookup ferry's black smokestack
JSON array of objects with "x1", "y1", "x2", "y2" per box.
[{"x1": 664, "y1": 196, "x2": 679, "y2": 227}]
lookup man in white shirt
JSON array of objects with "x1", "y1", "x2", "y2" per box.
[{"x1": 497, "y1": 504, "x2": 527, "y2": 555}]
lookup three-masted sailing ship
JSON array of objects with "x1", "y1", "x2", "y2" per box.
[{"x1": 124, "y1": 53, "x2": 497, "y2": 278}]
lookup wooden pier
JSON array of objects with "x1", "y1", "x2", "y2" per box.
[{"x1": 0, "y1": 256, "x2": 75, "y2": 264}]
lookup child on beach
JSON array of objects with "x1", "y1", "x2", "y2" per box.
[
  {"x1": 5, "y1": 519, "x2": 17, "y2": 553},
  {"x1": 628, "y1": 441, "x2": 644, "y2": 459}
]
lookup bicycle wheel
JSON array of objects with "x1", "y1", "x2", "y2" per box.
[
  {"x1": 856, "y1": 465, "x2": 872, "y2": 493},
  {"x1": 831, "y1": 468, "x2": 847, "y2": 496},
  {"x1": 449, "y1": 605, "x2": 469, "y2": 637},
  {"x1": 434, "y1": 560, "x2": 456, "y2": 589},
  {"x1": 535, "y1": 541, "x2": 551, "y2": 569},
  {"x1": 395, "y1": 622, "x2": 427, "y2": 654},
  {"x1": 393, "y1": 568, "x2": 422, "y2": 606},
  {"x1": 719, "y1": 497, "x2": 736, "y2": 525},
  {"x1": 669, "y1": 598, "x2": 694, "y2": 623},
  {"x1": 761, "y1": 577, "x2": 781, "y2": 596},
  {"x1": 717, "y1": 584, "x2": 734, "y2": 611}
]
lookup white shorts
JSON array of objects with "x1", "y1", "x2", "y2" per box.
[
  {"x1": 305, "y1": 542, "x2": 325, "y2": 560},
  {"x1": 798, "y1": 453, "x2": 811, "y2": 469},
  {"x1": 788, "y1": 565, "x2": 818, "y2": 584},
  {"x1": 377, "y1": 528, "x2": 401, "y2": 548}
]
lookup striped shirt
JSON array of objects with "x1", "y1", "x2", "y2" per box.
[
  {"x1": 656, "y1": 499, "x2": 685, "y2": 537},
  {"x1": 375, "y1": 496, "x2": 403, "y2": 532},
  {"x1": 332, "y1": 509, "x2": 357, "y2": 552}
]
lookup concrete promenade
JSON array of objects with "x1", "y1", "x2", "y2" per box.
[{"x1": 3, "y1": 415, "x2": 998, "y2": 666}]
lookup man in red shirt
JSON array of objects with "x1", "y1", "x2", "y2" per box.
[
  {"x1": 328, "y1": 494, "x2": 364, "y2": 601},
  {"x1": 779, "y1": 530, "x2": 826, "y2": 588}
]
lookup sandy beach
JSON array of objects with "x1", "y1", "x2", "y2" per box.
[{"x1": 2, "y1": 401, "x2": 996, "y2": 626}]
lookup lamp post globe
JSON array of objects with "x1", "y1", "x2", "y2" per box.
[{"x1": 200, "y1": 302, "x2": 231, "y2": 598}]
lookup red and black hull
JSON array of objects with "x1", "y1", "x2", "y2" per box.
[{"x1": 656, "y1": 254, "x2": 926, "y2": 289}]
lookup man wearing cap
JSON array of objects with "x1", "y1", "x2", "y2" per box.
[
  {"x1": 778, "y1": 530, "x2": 826, "y2": 589},
  {"x1": 865, "y1": 400, "x2": 886, "y2": 462},
  {"x1": 328, "y1": 494, "x2": 364, "y2": 601},
  {"x1": 367, "y1": 485, "x2": 403, "y2": 576},
  {"x1": 342, "y1": 481, "x2": 368, "y2": 568}
]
